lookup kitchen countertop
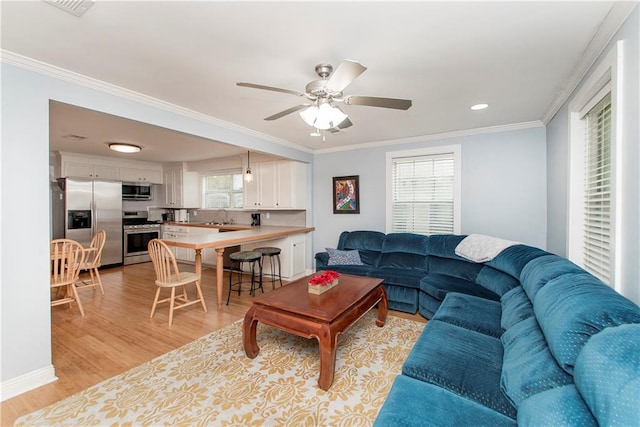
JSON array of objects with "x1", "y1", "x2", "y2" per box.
[
  {"x1": 160, "y1": 225, "x2": 315, "y2": 249},
  {"x1": 161, "y1": 222, "x2": 252, "y2": 232}
]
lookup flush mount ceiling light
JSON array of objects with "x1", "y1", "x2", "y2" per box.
[
  {"x1": 245, "y1": 151, "x2": 253, "y2": 183},
  {"x1": 299, "y1": 100, "x2": 348, "y2": 130},
  {"x1": 470, "y1": 103, "x2": 489, "y2": 111},
  {"x1": 108, "y1": 143, "x2": 141, "y2": 153}
]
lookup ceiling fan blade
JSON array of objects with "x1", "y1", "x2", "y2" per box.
[
  {"x1": 337, "y1": 117, "x2": 352, "y2": 129},
  {"x1": 343, "y1": 95, "x2": 412, "y2": 110},
  {"x1": 264, "y1": 104, "x2": 309, "y2": 121},
  {"x1": 237, "y1": 82, "x2": 306, "y2": 97},
  {"x1": 326, "y1": 60, "x2": 367, "y2": 93}
]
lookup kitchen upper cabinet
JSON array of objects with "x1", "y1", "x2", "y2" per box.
[
  {"x1": 163, "y1": 162, "x2": 200, "y2": 208},
  {"x1": 243, "y1": 160, "x2": 307, "y2": 209},
  {"x1": 64, "y1": 161, "x2": 119, "y2": 180},
  {"x1": 119, "y1": 167, "x2": 162, "y2": 184}
]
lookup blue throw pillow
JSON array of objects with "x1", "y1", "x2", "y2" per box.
[{"x1": 326, "y1": 248, "x2": 364, "y2": 266}]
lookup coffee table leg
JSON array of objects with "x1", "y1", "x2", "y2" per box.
[
  {"x1": 243, "y1": 306, "x2": 260, "y2": 358},
  {"x1": 376, "y1": 286, "x2": 388, "y2": 327},
  {"x1": 317, "y1": 324, "x2": 339, "y2": 391}
]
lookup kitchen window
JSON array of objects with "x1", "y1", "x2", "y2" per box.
[
  {"x1": 201, "y1": 172, "x2": 244, "y2": 209},
  {"x1": 386, "y1": 145, "x2": 461, "y2": 235}
]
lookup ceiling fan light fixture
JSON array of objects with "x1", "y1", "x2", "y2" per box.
[
  {"x1": 299, "y1": 103, "x2": 348, "y2": 130},
  {"x1": 108, "y1": 143, "x2": 141, "y2": 153}
]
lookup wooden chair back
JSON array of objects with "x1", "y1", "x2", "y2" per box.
[
  {"x1": 148, "y1": 239, "x2": 182, "y2": 285},
  {"x1": 86, "y1": 230, "x2": 106, "y2": 268},
  {"x1": 51, "y1": 239, "x2": 85, "y2": 286}
]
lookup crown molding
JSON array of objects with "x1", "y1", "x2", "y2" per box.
[
  {"x1": 314, "y1": 121, "x2": 544, "y2": 154},
  {"x1": 0, "y1": 50, "x2": 313, "y2": 155},
  {"x1": 541, "y1": 2, "x2": 638, "y2": 124}
]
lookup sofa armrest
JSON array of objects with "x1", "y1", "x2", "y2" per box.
[{"x1": 315, "y1": 252, "x2": 330, "y2": 270}]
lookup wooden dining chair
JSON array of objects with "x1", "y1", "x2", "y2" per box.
[
  {"x1": 76, "y1": 230, "x2": 106, "y2": 294},
  {"x1": 51, "y1": 239, "x2": 87, "y2": 316},
  {"x1": 148, "y1": 239, "x2": 207, "y2": 326}
]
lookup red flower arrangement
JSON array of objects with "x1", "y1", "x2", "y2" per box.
[{"x1": 308, "y1": 270, "x2": 340, "y2": 286}]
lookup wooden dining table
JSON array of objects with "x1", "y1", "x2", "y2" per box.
[{"x1": 160, "y1": 225, "x2": 315, "y2": 307}]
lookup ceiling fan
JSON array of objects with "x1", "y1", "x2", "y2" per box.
[{"x1": 237, "y1": 60, "x2": 412, "y2": 133}]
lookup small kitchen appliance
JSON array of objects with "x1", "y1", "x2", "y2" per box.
[{"x1": 251, "y1": 213, "x2": 261, "y2": 226}]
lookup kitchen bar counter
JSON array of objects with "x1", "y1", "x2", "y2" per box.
[
  {"x1": 161, "y1": 222, "x2": 252, "y2": 232},
  {"x1": 161, "y1": 225, "x2": 315, "y2": 307}
]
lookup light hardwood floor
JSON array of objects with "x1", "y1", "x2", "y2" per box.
[{"x1": 1, "y1": 262, "x2": 425, "y2": 425}]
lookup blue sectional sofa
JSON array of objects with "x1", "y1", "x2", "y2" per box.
[{"x1": 315, "y1": 231, "x2": 640, "y2": 426}]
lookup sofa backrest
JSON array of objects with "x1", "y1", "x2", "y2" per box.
[
  {"x1": 532, "y1": 271, "x2": 640, "y2": 375},
  {"x1": 337, "y1": 230, "x2": 385, "y2": 266},
  {"x1": 379, "y1": 233, "x2": 429, "y2": 271}
]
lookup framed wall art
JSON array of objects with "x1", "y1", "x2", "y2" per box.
[{"x1": 333, "y1": 175, "x2": 360, "y2": 214}]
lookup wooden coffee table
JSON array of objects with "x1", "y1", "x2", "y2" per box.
[{"x1": 242, "y1": 273, "x2": 387, "y2": 390}]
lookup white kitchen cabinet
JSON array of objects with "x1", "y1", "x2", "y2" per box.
[
  {"x1": 161, "y1": 225, "x2": 191, "y2": 262},
  {"x1": 243, "y1": 160, "x2": 307, "y2": 209},
  {"x1": 64, "y1": 161, "x2": 119, "y2": 180},
  {"x1": 183, "y1": 226, "x2": 219, "y2": 266},
  {"x1": 119, "y1": 167, "x2": 162, "y2": 184},
  {"x1": 241, "y1": 233, "x2": 309, "y2": 280},
  {"x1": 163, "y1": 162, "x2": 200, "y2": 208}
]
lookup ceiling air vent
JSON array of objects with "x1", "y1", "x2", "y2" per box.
[
  {"x1": 42, "y1": 0, "x2": 94, "y2": 17},
  {"x1": 62, "y1": 133, "x2": 88, "y2": 141}
]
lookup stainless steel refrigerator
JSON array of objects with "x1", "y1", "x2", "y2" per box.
[{"x1": 53, "y1": 178, "x2": 123, "y2": 265}]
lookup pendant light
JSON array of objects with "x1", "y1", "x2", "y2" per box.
[{"x1": 245, "y1": 151, "x2": 253, "y2": 182}]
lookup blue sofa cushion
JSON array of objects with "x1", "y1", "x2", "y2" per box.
[
  {"x1": 403, "y1": 320, "x2": 516, "y2": 418},
  {"x1": 517, "y1": 385, "x2": 597, "y2": 426},
  {"x1": 427, "y1": 234, "x2": 468, "y2": 259},
  {"x1": 485, "y1": 245, "x2": 548, "y2": 279},
  {"x1": 476, "y1": 265, "x2": 520, "y2": 296},
  {"x1": 500, "y1": 317, "x2": 572, "y2": 406},
  {"x1": 500, "y1": 286, "x2": 534, "y2": 330},
  {"x1": 519, "y1": 254, "x2": 584, "y2": 301},
  {"x1": 325, "y1": 248, "x2": 363, "y2": 265},
  {"x1": 379, "y1": 252, "x2": 429, "y2": 270},
  {"x1": 338, "y1": 230, "x2": 385, "y2": 266},
  {"x1": 428, "y1": 256, "x2": 483, "y2": 281},
  {"x1": 421, "y1": 274, "x2": 501, "y2": 302},
  {"x1": 375, "y1": 267, "x2": 426, "y2": 288},
  {"x1": 381, "y1": 232, "x2": 429, "y2": 255},
  {"x1": 574, "y1": 324, "x2": 640, "y2": 426},
  {"x1": 432, "y1": 293, "x2": 503, "y2": 338},
  {"x1": 374, "y1": 375, "x2": 516, "y2": 427},
  {"x1": 534, "y1": 272, "x2": 640, "y2": 374}
]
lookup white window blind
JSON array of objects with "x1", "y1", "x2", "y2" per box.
[
  {"x1": 391, "y1": 153, "x2": 455, "y2": 235},
  {"x1": 582, "y1": 93, "x2": 612, "y2": 283},
  {"x1": 202, "y1": 172, "x2": 244, "y2": 209}
]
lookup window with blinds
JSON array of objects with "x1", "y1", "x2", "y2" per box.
[
  {"x1": 391, "y1": 152, "x2": 455, "y2": 235},
  {"x1": 582, "y1": 93, "x2": 612, "y2": 283},
  {"x1": 201, "y1": 172, "x2": 244, "y2": 209}
]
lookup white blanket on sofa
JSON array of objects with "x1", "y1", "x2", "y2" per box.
[{"x1": 454, "y1": 234, "x2": 520, "y2": 263}]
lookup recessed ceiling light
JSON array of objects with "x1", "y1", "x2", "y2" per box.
[
  {"x1": 108, "y1": 143, "x2": 141, "y2": 153},
  {"x1": 470, "y1": 103, "x2": 489, "y2": 111}
]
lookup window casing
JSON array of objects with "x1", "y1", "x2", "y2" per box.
[
  {"x1": 201, "y1": 172, "x2": 243, "y2": 209},
  {"x1": 386, "y1": 146, "x2": 461, "y2": 235},
  {"x1": 568, "y1": 42, "x2": 622, "y2": 288}
]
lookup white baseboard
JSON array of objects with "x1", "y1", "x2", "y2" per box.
[{"x1": 1, "y1": 365, "x2": 58, "y2": 402}]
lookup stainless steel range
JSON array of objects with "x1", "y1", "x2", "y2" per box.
[{"x1": 123, "y1": 211, "x2": 160, "y2": 265}]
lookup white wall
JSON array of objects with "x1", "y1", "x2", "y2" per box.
[
  {"x1": 0, "y1": 62, "x2": 311, "y2": 399},
  {"x1": 311, "y1": 125, "x2": 547, "y2": 256},
  {"x1": 546, "y1": 6, "x2": 639, "y2": 304}
]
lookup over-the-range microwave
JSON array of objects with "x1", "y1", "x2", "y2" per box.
[{"x1": 122, "y1": 182, "x2": 152, "y2": 201}]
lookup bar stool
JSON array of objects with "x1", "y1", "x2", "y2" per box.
[
  {"x1": 227, "y1": 250, "x2": 263, "y2": 305},
  {"x1": 255, "y1": 246, "x2": 283, "y2": 289}
]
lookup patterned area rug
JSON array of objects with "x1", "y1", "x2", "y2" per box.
[{"x1": 16, "y1": 312, "x2": 423, "y2": 426}]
